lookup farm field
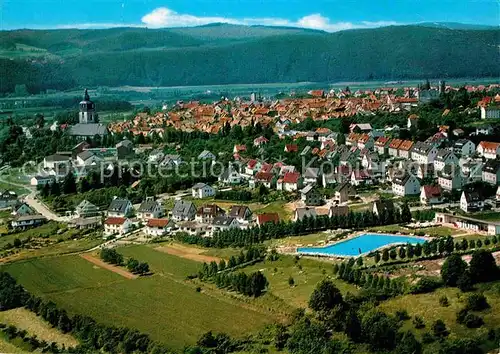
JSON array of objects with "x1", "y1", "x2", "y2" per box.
[
  {"x1": 0, "y1": 333, "x2": 25, "y2": 353},
  {"x1": 0, "y1": 308, "x2": 79, "y2": 348},
  {"x1": 1, "y1": 247, "x2": 278, "y2": 349}
]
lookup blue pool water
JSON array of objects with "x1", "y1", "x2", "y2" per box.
[{"x1": 298, "y1": 234, "x2": 426, "y2": 257}]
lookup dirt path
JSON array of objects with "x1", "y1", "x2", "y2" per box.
[
  {"x1": 80, "y1": 253, "x2": 138, "y2": 279},
  {"x1": 156, "y1": 245, "x2": 222, "y2": 263}
]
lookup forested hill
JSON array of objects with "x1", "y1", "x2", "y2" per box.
[{"x1": 0, "y1": 24, "x2": 498, "y2": 94}]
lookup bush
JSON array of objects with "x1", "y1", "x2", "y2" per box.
[
  {"x1": 466, "y1": 293, "x2": 489, "y2": 311},
  {"x1": 410, "y1": 277, "x2": 442, "y2": 294},
  {"x1": 464, "y1": 313, "x2": 484, "y2": 328},
  {"x1": 413, "y1": 316, "x2": 425, "y2": 329},
  {"x1": 431, "y1": 319, "x2": 449, "y2": 338},
  {"x1": 395, "y1": 309, "x2": 410, "y2": 321},
  {"x1": 439, "y1": 295, "x2": 449, "y2": 307}
]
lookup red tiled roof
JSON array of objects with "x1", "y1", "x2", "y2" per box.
[
  {"x1": 399, "y1": 140, "x2": 414, "y2": 151},
  {"x1": 255, "y1": 172, "x2": 274, "y2": 182},
  {"x1": 282, "y1": 172, "x2": 300, "y2": 184},
  {"x1": 389, "y1": 139, "x2": 403, "y2": 149},
  {"x1": 146, "y1": 218, "x2": 170, "y2": 228},
  {"x1": 285, "y1": 144, "x2": 298, "y2": 152},
  {"x1": 105, "y1": 217, "x2": 126, "y2": 225},
  {"x1": 422, "y1": 185, "x2": 442, "y2": 198},
  {"x1": 375, "y1": 137, "x2": 390, "y2": 146},
  {"x1": 257, "y1": 213, "x2": 280, "y2": 225}
]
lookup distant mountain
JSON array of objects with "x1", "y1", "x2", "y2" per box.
[
  {"x1": 0, "y1": 24, "x2": 498, "y2": 94},
  {"x1": 416, "y1": 22, "x2": 499, "y2": 30}
]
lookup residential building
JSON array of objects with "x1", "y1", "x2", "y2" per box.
[
  {"x1": 104, "y1": 217, "x2": 132, "y2": 236},
  {"x1": 0, "y1": 191, "x2": 17, "y2": 209},
  {"x1": 212, "y1": 216, "x2": 239, "y2": 233},
  {"x1": 76, "y1": 151, "x2": 102, "y2": 166},
  {"x1": 43, "y1": 154, "x2": 71, "y2": 169},
  {"x1": 171, "y1": 200, "x2": 197, "y2": 221},
  {"x1": 350, "y1": 170, "x2": 373, "y2": 186},
  {"x1": 107, "y1": 198, "x2": 133, "y2": 217},
  {"x1": 116, "y1": 139, "x2": 134, "y2": 160},
  {"x1": 256, "y1": 213, "x2": 280, "y2": 227},
  {"x1": 375, "y1": 137, "x2": 391, "y2": 155},
  {"x1": 30, "y1": 174, "x2": 55, "y2": 187},
  {"x1": 229, "y1": 205, "x2": 253, "y2": 225},
  {"x1": 245, "y1": 160, "x2": 262, "y2": 176},
  {"x1": 218, "y1": 167, "x2": 241, "y2": 185},
  {"x1": 434, "y1": 150, "x2": 458, "y2": 172},
  {"x1": 420, "y1": 185, "x2": 444, "y2": 205},
  {"x1": 480, "y1": 106, "x2": 500, "y2": 119},
  {"x1": 69, "y1": 217, "x2": 101, "y2": 230},
  {"x1": 328, "y1": 205, "x2": 349, "y2": 218},
  {"x1": 407, "y1": 114, "x2": 419, "y2": 129},
  {"x1": 284, "y1": 144, "x2": 298, "y2": 153},
  {"x1": 195, "y1": 204, "x2": 225, "y2": 224},
  {"x1": 482, "y1": 160, "x2": 500, "y2": 185},
  {"x1": 460, "y1": 191, "x2": 484, "y2": 213},
  {"x1": 411, "y1": 142, "x2": 438, "y2": 164},
  {"x1": 294, "y1": 207, "x2": 317, "y2": 222},
  {"x1": 462, "y1": 160, "x2": 484, "y2": 183},
  {"x1": 11, "y1": 214, "x2": 47, "y2": 230},
  {"x1": 349, "y1": 123, "x2": 372, "y2": 133},
  {"x1": 11, "y1": 203, "x2": 34, "y2": 217},
  {"x1": 452, "y1": 139, "x2": 475, "y2": 157},
  {"x1": 435, "y1": 212, "x2": 500, "y2": 236},
  {"x1": 145, "y1": 218, "x2": 174, "y2": 237},
  {"x1": 176, "y1": 221, "x2": 210, "y2": 237},
  {"x1": 303, "y1": 167, "x2": 320, "y2": 185},
  {"x1": 358, "y1": 134, "x2": 374, "y2": 150},
  {"x1": 253, "y1": 136, "x2": 269, "y2": 146},
  {"x1": 416, "y1": 163, "x2": 435, "y2": 180},
  {"x1": 333, "y1": 182, "x2": 352, "y2": 204},
  {"x1": 398, "y1": 140, "x2": 414, "y2": 159},
  {"x1": 251, "y1": 172, "x2": 275, "y2": 189},
  {"x1": 476, "y1": 125, "x2": 494, "y2": 136},
  {"x1": 438, "y1": 165, "x2": 464, "y2": 191},
  {"x1": 388, "y1": 139, "x2": 403, "y2": 157},
  {"x1": 198, "y1": 150, "x2": 216, "y2": 160},
  {"x1": 191, "y1": 183, "x2": 215, "y2": 199},
  {"x1": 277, "y1": 172, "x2": 302, "y2": 192},
  {"x1": 300, "y1": 185, "x2": 323, "y2": 206},
  {"x1": 477, "y1": 141, "x2": 500, "y2": 160},
  {"x1": 496, "y1": 186, "x2": 500, "y2": 207},
  {"x1": 160, "y1": 155, "x2": 182, "y2": 169},
  {"x1": 392, "y1": 172, "x2": 420, "y2": 196},
  {"x1": 137, "y1": 197, "x2": 163, "y2": 221},
  {"x1": 74, "y1": 200, "x2": 100, "y2": 218}
]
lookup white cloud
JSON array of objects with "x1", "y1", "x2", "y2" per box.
[{"x1": 141, "y1": 7, "x2": 400, "y2": 32}]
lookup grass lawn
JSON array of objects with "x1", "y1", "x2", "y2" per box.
[
  {"x1": 0, "y1": 308, "x2": 79, "y2": 348},
  {"x1": 0, "y1": 181, "x2": 30, "y2": 196},
  {"x1": 468, "y1": 211, "x2": 500, "y2": 222},
  {"x1": 0, "y1": 333, "x2": 26, "y2": 353},
  {"x1": 1, "y1": 247, "x2": 278, "y2": 349},
  {"x1": 244, "y1": 255, "x2": 358, "y2": 309},
  {"x1": 253, "y1": 201, "x2": 293, "y2": 221},
  {"x1": 265, "y1": 232, "x2": 336, "y2": 248},
  {"x1": 378, "y1": 282, "x2": 500, "y2": 340},
  {"x1": 369, "y1": 224, "x2": 461, "y2": 237}
]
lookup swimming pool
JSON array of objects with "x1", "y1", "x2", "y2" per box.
[{"x1": 297, "y1": 234, "x2": 426, "y2": 257}]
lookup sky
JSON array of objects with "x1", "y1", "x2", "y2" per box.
[{"x1": 1, "y1": 0, "x2": 498, "y2": 31}]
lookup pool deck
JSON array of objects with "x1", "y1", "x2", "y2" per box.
[{"x1": 293, "y1": 232, "x2": 429, "y2": 258}]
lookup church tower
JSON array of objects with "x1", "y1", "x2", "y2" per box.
[{"x1": 79, "y1": 89, "x2": 97, "y2": 124}]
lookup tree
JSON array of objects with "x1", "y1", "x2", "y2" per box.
[
  {"x1": 308, "y1": 279, "x2": 343, "y2": 313},
  {"x1": 382, "y1": 249, "x2": 389, "y2": 262},
  {"x1": 62, "y1": 173, "x2": 77, "y2": 194},
  {"x1": 466, "y1": 293, "x2": 489, "y2": 311},
  {"x1": 441, "y1": 253, "x2": 467, "y2": 286},
  {"x1": 126, "y1": 258, "x2": 139, "y2": 273},
  {"x1": 361, "y1": 310, "x2": 399, "y2": 351},
  {"x1": 431, "y1": 319, "x2": 449, "y2": 338},
  {"x1": 288, "y1": 276, "x2": 295, "y2": 287},
  {"x1": 389, "y1": 249, "x2": 397, "y2": 260},
  {"x1": 356, "y1": 257, "x2": 363, "y2": 267},
  {"x1": 457, "y1": 271, "x2": 473, "y2": 292},
  {"x1": 344, "y1": 310, "x2": 362, "y2": 342},
  {"x1": 469, "y1": 250, "x2": 499, "y2": 283},
  {"x1": 332, "y1": 263, "x2": 339, "y2": 275},
  {"x1": 401, "y1": 203, "x2": 412, "y2": 223},
  {"x1": 395, "y1": 331, "x2": 422, "y2": 354},
  {"x1": 374, "y1": 252, "x2": 381, "y2": 263},
  {"x1": 398, "y1": 247, "x2": 406, "y2": 259},
  {"x1": 414, "y1": 243, "x2": 423, "y2": 257}
]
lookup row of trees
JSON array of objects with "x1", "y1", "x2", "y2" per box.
[
  {"x1": 100, "y1": 249, "x2": 150, "y2": 276},
  {"x1": 198, "y1": 246, "x2": 266, "y2": 280},
  {"x1": 0, "y1": 323, "x2": 65, "y2": 353}
]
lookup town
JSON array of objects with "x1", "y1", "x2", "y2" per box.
[{"x1": 0, "y1": 80, "x2": 500, "y2": 354}]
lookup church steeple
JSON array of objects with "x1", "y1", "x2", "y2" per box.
[{"x1": 79, "y1": 89, "x2": 97, "y2": 124}]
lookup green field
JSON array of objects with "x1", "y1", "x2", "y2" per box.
[
  {"x1": 379, "y1": 283, "x2": 500, "y2": 340},
  {"x1": 1, "y1": 247, "x2": 278, "y2": 349}
]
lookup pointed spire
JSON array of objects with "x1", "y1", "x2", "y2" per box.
[{"x1": 84, "y1": 88, "x2": 90, "y2": 101}]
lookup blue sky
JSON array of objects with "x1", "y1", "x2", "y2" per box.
[{"x1": 1, "y1": 0, "x2": 498, "y2": 30}]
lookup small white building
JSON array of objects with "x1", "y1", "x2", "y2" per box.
[
  {"x1": 480, "y1": 106, "x2": 500, "y2": 119},
  {"x1": 452, "y1": 139, "x2": 476, "y2": 157},
  {"x1": 137, "y1": 197, "x2": 163, "y2": 221},
  {"x1": 144, "y1": 218, "x2": 174, "y2": 237},
  {"x1": 392, "y1": 172, "x2": 420, "y2": 196},
  {"x1": 191, "y1": 183, "x2": 215, "y2": 199},
  {"x1": 460, "y1": 191, "x2": 484, "y2": 213},
  {"x1": 477, "y1": 141, "x2": 500, "y2": 160},
  {"x1": 104, "y1": 217, "x2": 132, "y2": 236}
]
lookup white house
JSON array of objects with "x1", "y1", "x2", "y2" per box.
[
  {"x1": 277, "y1": 172, "x2": 301, "y2": 192},
  {"x1": 411, "y1": 142, "x2": 438, "y2": 164},
  {"x1": 104, "y1": 217, "x2": 132, "y2": 236},
  {"x1": 438, "y1": 166, "x2": 465, "y2": 191},
  {"x1": 43, "y1": 154, "x2": 70, "y2": 169},
  {"x1": 229, "y1": 205, "x2": 253, "y2": 225},
  {"x1": 477, "y1": 141, "x2": 500, "y2": 160},
  {"x1": 11, "y1": 214, "x2": 47, "y2": 230},
  {"x1": 144, "y1": 218, "x2": 174, "y2": 237},
  {"x1": 212, "y1": 216, "x2": 240, "y2": 234},
  {"x1": 137, "y1": 197, "x2": 163, "y2": 221},
  {"x1": 30, "y1": 175, "x2": 55, "y2": 187},
  {"x1": 76, "y1": 151, "x2": 102, "y2": 166},
  {"x1": 460, "y1": 191, "x2": 484, "y2": 213},
  {"x1": 198, "y1": 150, "x2": 216, "y2": 160},
  {"x1": 482, "y1": 160, "x2": 500, "y2": 186},
  {"x1": 420, "y1": 185, "x2": 444, "y2": 205},
  {"x1": 392, "y1": 172, "x2": 421, "y2": 196},
  {"x1": 191, "y1": 183, "x2": 215, "y2": 199},
  {"x1": 434, "y1": 150, "x2": 458, "y2": 172},
  {"x1": 107, "y1": 198, "x2": 133, "y2": 217},
  {"x1": 0, "y1": 190, "x2": 18, "y2": 209}
]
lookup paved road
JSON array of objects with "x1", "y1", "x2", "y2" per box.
[{"x1": 24, "y1": 191, "x2": 66, "y2": 222}]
